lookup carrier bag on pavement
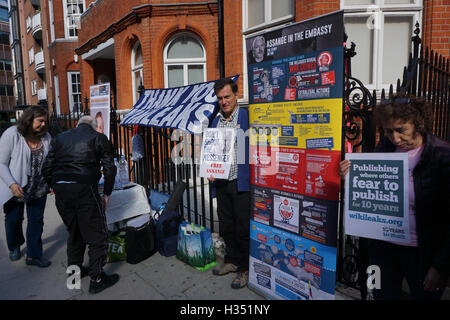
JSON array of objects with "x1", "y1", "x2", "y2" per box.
[
  {"x1": 131, "y1": 126, "x2": 145, "y2": 161},
  {"x1": 125, "y1": 217, "x2": 157, "y2": 264},
  {"x1": 153, "y1": 181, "x2": 187, "y2": 257},
  {"x1": 107, "y1": 231, "x2": 126, "y2": 263},
  {"x1": 176, "y1": 221, "x2": 217, "y2": 271}
]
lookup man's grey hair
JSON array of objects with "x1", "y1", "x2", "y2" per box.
[
  {"x1": 78, "y1": 116, "x2": 98, "y2": 130},
  {"x1": 252, "y1": 35, "x2": 265, "y2": 49}
]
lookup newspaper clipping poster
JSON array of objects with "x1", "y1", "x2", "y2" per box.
[
  {"x1": 199, "y1": 128, "x2": 236, "y2": 179},
  {"x1": 344, "y1": 152, "x2": 410, "y2": 243},
  {"x1": 90, "y1": 83, "x2": 111, "y2": 139},
  {"x1": 247, "y1": 10, "x2": 344, "y2": 300}
]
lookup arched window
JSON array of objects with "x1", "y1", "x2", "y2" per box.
[
  {"x1": 164, "y1": 33, "x2": 206, "y2": 88},
  {"x1": 131, "y1": 41, "x2": 143, "y2": 104}
]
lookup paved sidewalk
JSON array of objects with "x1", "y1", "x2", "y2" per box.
[{"x1": 0, "y1": 195, "x2": 357, "y2": 300}]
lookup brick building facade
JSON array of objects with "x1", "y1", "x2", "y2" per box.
[
  {"x1": 9, "y1": 0, "x2": 48, "y2": 108},
  {"x1": 0, "y1": 0, "x2": 14, "y2": 118},
  {"x1": 8, "y1": 0, "x2": 449, "y2": 115}
]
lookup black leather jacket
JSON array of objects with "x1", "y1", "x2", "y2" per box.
[
  {"x1": 373, "y1": 134, "x2": 450, "y2": 279},
  {"x1": 42, "y1": 123, "x2": 116, "y2": 195}
]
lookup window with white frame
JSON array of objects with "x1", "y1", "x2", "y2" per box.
[
  {"x1": 67, "y1": 71, "x2": 82, "y2": 113},
  {"x1": 63, "y1": 0, "x2": 84, "y2": 38},
  {"x1": 26, "y1": 16, "x2": 31, "y2": 32},
  {"x1": 164, "y1": 33, "x2": 206, "y2": 88},
  {"x1": 31, "y1": 80, "x2": 37, "y2": 96},
  {"x1": 131, "y1": 41, "x2": 143, "y2": 105},
  {"x1": 54, "y1": 75, "x2": 61, "y2": 115},
  {"x1": 244, "y1": 0, "x2": 295, "y2": 33},
  {"x1": 49, "y1": 0, "x2": 55, "y2": 42},
  {"x1": 341, "y1": 0, "x2": 422, "y2": 90},
  {"x1": 241, "y1": 0, "x2": 295, "y2": 102},
  {"x1": 28, "y1": 47, "x2": 34, "y2": 65}
]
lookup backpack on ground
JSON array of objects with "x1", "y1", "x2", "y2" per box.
[
  {"x1": 153, "y1": 181, "x2": 186, "y2": 257},
  {"x1": 154, "y1": 209, "x2": 183, "y2": 256}
]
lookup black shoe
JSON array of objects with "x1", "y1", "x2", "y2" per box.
[
  {"x1": 26, "y1": 257, "x2": 51, "y2": 268},
  {"x1": 80, "y1": 266, "x2": 90, "y2": 279},
  {"x1": 9, "y1": 247, "x2": 21, "y2": 261},
  {"x1": 89, "y1": 273, "x2": 120, "y2": 294}
]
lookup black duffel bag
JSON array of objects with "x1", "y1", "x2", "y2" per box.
[{"x1": 125, "y1": 219, "x2": 157, "y2": 264}]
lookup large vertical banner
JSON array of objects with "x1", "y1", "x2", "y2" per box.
[{"x1": 247, "y1": 11, "x2": 344, "y2": 300}]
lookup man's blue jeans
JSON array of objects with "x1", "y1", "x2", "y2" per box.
[{"x1": 3, "y1": 196, "x2": 47, "y2": 258}]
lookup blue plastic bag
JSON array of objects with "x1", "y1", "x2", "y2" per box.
[
  {"x1": 149, "y1": 190, "x2": 170, "y2": 212},
  {"x1": 131, "y1": 133, "x2": 144, "y2": 161}
]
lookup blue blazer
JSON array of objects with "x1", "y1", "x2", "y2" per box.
[{"x1": 209, "y1": 107, "x2": 250, "y2": 198}]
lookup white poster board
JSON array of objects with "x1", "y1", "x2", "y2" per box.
[
  {"x1": 344, "y1": 153, "x2": 410, "y2": 243},
  {"x1": 199, "y1": 128, "x2": 236, "y2": 179},
  {"x1": 106, "y1": 183, "x2": 151, "y2": 225},
  {"x1": 90, "y1": 83, "x2": 111, "y2": 139}
]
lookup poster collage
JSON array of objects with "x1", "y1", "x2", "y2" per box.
[{"x1": 247, "y1": 11, "x2": 344, "y2": 300}]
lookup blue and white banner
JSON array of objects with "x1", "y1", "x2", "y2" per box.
[{"x1": 120, "y1": 76, "x2": 238, "y2": 134}]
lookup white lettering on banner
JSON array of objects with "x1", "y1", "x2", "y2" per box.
[
  {"x1": 204, "y1": 86, "x2": 218, "y2": 103},
  {"x1": 351, "y1": 176, "x2": 400, "y2": 203},
  {"x1": 181, "y1": 82, "x2": 215, "y2": 104},
  {"x1": 120, "y1": 77, "x2": 238, "y2": 134},
  {"x1": 171, "y1": 101, "x2": 201, "y2": 130},
  {"x1": 149, "y1": 106, "x2": 170, "y2": 126},
  {"x1": 141, "y1": 90, "x2": 159, "y2": 109},
  {"x1": 267, "y1": 24, "x2": 333, "y2": 48},
  {"x1": 166, "y1": 87, "x2": 190, "y2": 106},
  {"x1": 158, "y1": 104, "x2": 184, "y2": 127},
  {"x1": 143, "y1": 87, "x2": 189, "y2": 110},
  {"x1": 304, "y1": 24, "x2": 333, "y2": 39},
  {"x1": 189, "y1": 103, "x2": 216, "y2": 133},
  {"x1": 266, "y1": 36, "x2": 288, "y2": 48},
  {"x1": 352, "y1": 163, "x2": 399, "y2": 175}
]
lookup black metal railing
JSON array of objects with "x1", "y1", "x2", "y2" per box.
[
  {"x1": 49, "y1": 92, "x2": 219, "y2": 233},
  {"x1": 127, "y1": 125, "x2": 216, "y2": 231}
]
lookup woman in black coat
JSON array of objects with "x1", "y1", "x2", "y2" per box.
[{"x1": 340, "y1": 94, "x2": 450, "y2": 299}]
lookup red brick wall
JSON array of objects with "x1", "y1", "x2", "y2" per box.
[
  {"x1": 48, "y1": 0, "x2": 66, "y2": 40},
  {"x1": 295, "y1": 0, "x2": 340, "y2": 22},
  {"x1": 78, "y1": 0, "x2": 142, "y2": 46},
  {"x1": 110, "y1": 21, "x2": 148, "y2": 109},
  {"x1": 78, "y1": 1, "x2": 220, "y2": 110},
  {"x1": 18, "y1": 0, "x2": 33, "y2": 105},
  {"x1": 48, "y1": 41, "x2": 81, "y2": 113},
  {"x1": 41, "y1": 0, "x2": 82, "y2": 113},
  {"x1": 45, "y1": 0, "x2": 449, "y2": 116},
  {"x1": 223, "y1": 0, "x2": 244, "y2": 98},
  {"x1": 422, "y1": 0, "x2": 450, "y2": 58},
  {"x1": 0, "y1": 21, "x2": 13, "y2": 111}
]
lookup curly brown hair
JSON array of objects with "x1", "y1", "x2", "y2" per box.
[
  {"x1": 374, "y1": 93, "x2": 433, "y2": 138},
  {"x1": 16, "y1": 106, "x2": 49, "y2": 137}
]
